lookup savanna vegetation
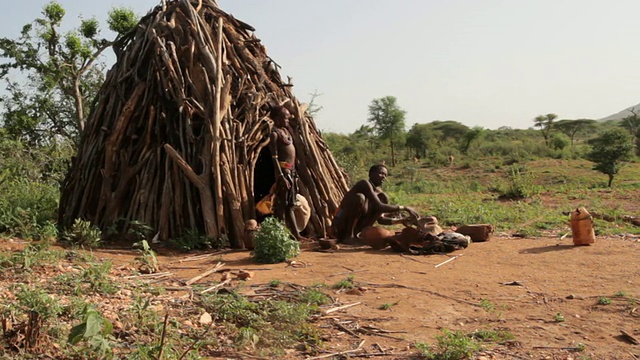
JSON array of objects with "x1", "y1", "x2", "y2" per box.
[{"x1": 0, "y1": 2, "x2": 639, "y2": 359}]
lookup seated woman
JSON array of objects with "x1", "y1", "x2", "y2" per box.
[{"x1": 332, "y1": 164, "x2": 419, "y2": 243}]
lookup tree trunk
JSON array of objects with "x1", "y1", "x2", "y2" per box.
[{"x1": 390, "y1": 139, "x2": 395, "y2": 167}]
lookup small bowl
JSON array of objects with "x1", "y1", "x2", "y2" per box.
[
  {"x1": 318, "y1": 238, "x2": 336, "y2": 250},
  {"x1": 378, "y1": 212, "x2": 410, "y2": 225}
]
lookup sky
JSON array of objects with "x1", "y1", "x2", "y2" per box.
[{"x1": 2, "y1": 0, "x2": 640, "y2": 134}]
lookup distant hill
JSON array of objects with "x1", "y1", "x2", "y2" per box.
[{"x1": 599, "y1": 103, "x2": 640, "y2": 122}]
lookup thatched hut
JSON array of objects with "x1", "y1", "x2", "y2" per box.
[{"x1": 58, "y1": 0, "x2": 349, "y2": 248}]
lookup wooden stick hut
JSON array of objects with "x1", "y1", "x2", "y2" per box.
[{"x1": 58, "y1": 0, "x2": 349, "y2": 248}]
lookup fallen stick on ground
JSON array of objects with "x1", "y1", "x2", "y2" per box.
[
  {"x1": 328, "y1": 269, "x2": 368, "y2": 277},
  {"x1": 306, "y1": 340, "x2": 365, "y2": 360},
  {"x1": 332, "y1": 320, "x2": 360, "y2": 337},
  {"x1": 361, "y1": 325, "x2": 406, "y2": 334},
  {"x1": 350, "y1": 353, "x2": 409, "y2": 358},
  {"x1": 324, "y1": 302, "x2": 362, "y2": 315},
  {"x1": 185, "y1": 262, "x2": 224, "y2": 285},
  {"x1": 361, "y1": 282, "x2": 479, "y2": 307},
  {"x1": 173, "y1": 250, "x2": 234, "y2": 263},
  {"x1": 357, "y1": 328, "x2": 404, "y2": 340},
  {"x1": 435, "y1": 253, "x2": 463, "y2": 268},
  {"x1": 124, "y1": 272, "x2": 173, "y2": 279},
  {"x1": 533, "y1": 346, "x2": 584, "y2": 351},
  {"x1": 400, "y1": 253, "x2": 428, "y2": 264},
  {"x1": 201, "y1": 278, "x2": 232, "y2": 293},
  {"x1": 620, "y1": 329, "x2": 639, "y2": 345}
]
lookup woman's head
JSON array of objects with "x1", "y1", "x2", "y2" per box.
[{"x1": 270, "y1": 105, "x2": 291, "y2": 127}]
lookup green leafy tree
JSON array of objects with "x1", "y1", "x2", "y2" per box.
[
  {"x1": 585, "y1": 128, "x2": 634, "y2": 187},
  {"x1": 367, "y1": 96, "x2": 407, "y2": 166},
  {"x1": 554, "y1": 119, "x2": 597, "y2": 148},
  {"x1": 0, "y1": 2, "x2": 137, "y2": 143},
  {"x1": 636, "y1": 129, "x2": 640, "y2": 156},
  {"x1": 619, "y1": 108, "x2": 640, "y2": 136},
  {"x1": 406, "y1": 123, "x2": 433, "y2": 158},
  {"x1": 549, "y1": 132, "x2": 570, "y2": 151},
  {"x1": 460, "y1": 126, "x2": 485, "y2": 154},
  {"x1": 619, "y1": 108, "x2": 640, "y2": 154},
  {"x1": 428, "y1": 120, "x2": 470, "y2": 141},
  {"x1": 533, "y1": 113, "x2": 557, "y2": 147}
]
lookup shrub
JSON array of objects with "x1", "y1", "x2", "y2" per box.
[
  {"x1": 252, "y1": 217, "x2": 299, "y2": 264},
  {"x1": 62, "y1": 219, "x2": 102, "y2": 248},
  {"x1": 416, "y1": 329, "x2": 482, "y2": 359},
  {"x1": 495, "y1": 164, "x2": 540, "y2": 199},
  {"x1": 168, "y1": 229, "x2": 226, "y2": 251},
  {"x1": 0, "y1": 179, "x2": 59, "y2": 239}
]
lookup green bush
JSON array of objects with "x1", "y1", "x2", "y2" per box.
[
  {"x1": 0, "y1": 138, "x2": 69, "y2": 240},
  {"x1": 62, "y1": 218, "x2": 102, "y2": 248},
  {"x1": 252, "y1": 217, "x2": 299, "y2": 264},
  {"x1": 416, "y1": 329, "x2": 482, "y2": 360},
  {"x1": 0, "y1": 179, "x2": 59, "y2": 239},
  {"x1": 168, "y1": 228, "x2": 226, "y2": 251},
  {"x1": 495, "y1": 164, "x2": 540, "y2": 199}
]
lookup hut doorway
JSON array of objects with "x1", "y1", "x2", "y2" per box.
[{"x1": 253, "y1": 146, "x2": 276, "y2": 222}]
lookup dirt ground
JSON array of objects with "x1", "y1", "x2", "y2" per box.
[
  {"x1": 2, "y1": 233, "x2": 638, "y2": 360},
  {"x1": 107, "y1": 233, "x2": 638, "y2": 359}
]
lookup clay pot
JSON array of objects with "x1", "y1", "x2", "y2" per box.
[
  {"x1": 318, "y1": 238, "x2": 337, "y2": 250},
  {"x1": 358, "y1": 226, "x2": 394, "y2": 249},
  {"x1": 399, "y1": 226, "x2": 423, "y2": 245}
]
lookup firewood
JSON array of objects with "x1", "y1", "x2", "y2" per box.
[{"x1": 185, "y1": 262, "x2": 224, "y2": 285}]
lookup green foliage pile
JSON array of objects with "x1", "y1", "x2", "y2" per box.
[{"x1": 252, "y1": 217, "x2": 300, "y2": 264}]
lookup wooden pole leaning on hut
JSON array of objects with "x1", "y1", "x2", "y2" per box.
[{"x1": 58, "y1": 0, "x2": 349, "y2": 248}]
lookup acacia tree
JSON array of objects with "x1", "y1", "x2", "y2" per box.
[
  {"x1": 533, "y1": 113, "x2": 557, "y2": 147},
  {"x1": 0, "y1": 2, "x2": 137, "y2": 143},
  {"x1": 585, "y1": 128, "x2": 634, "y2": 187},
  {"x1": 619, "y1": 108, "x2": 640, "y2": 155},
  {"x1": 554, "y1": 119, "x2": 597, "y2": 148},
  {"x1": 406, "y1": 123, "x2": 433, "y2": 158},
  {"x1": 460, "y1": 126, "x2": 485, "y2": 154},
  {"x1": 367, "y1": 96, "x2": 406, "y2": 166}
]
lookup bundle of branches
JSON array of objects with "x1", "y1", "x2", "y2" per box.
[{"x1": 58, "y1": 0, "x2": 349, "y2": 248}]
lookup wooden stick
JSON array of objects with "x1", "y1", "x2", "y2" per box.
[
  {"x1": 157, "y1": 313, "x2": 169, "y2": 360},
  {"x1": 361, "y1": 281, "x2": 479, "y2": 307},
  {"x1": 328, "y1": 269, "x2": 368, "y2": 278},
  {"x1": 400, "y1": 253, "x2": 428, "y2": 264},
  {"x1": 324, "y1": 302, "x2": 362, "y2": 315},
  {"x1": 305, "y1": 340, "x2": 365, "y2": 360},
  {"x1": 185, "y1": 262, "x2": 224, "y2": 285},
  {"x1": 201, "y1": 278, "x2": 232, "y2": 293},
  {"x1": 173, "y1": 250, "x2": 234, "y2": 263},
  {"x1": 333, "y1": 320, "x2": 360, "y2": 337},
  {"x1": 123, "y1": 272, "x2": 173, "y2": 279},
  {"x1": 177, "y1": 322, "x2": 213, "y2": 360},
  {"x1": 435, "y1": 253, "x2": 463, "y2": 268}
]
